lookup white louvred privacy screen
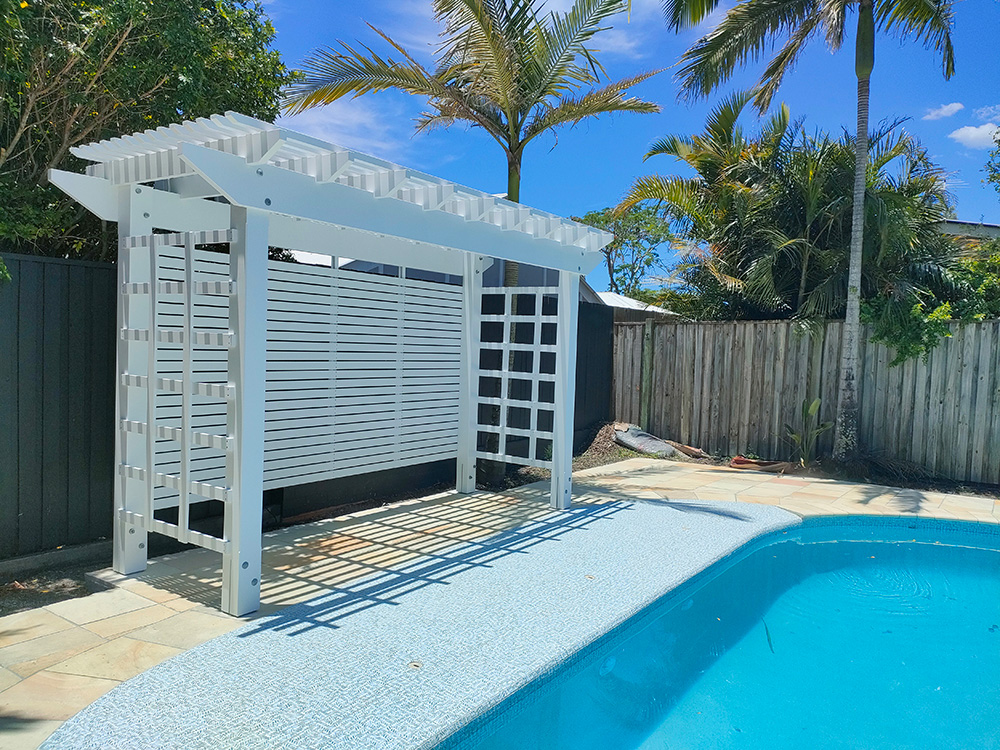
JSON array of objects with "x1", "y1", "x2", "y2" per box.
[{"x1": 121, "y1": 235, "x2": 462, "y2": 524}]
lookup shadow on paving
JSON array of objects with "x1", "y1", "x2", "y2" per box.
[
  {"x1": 852, "y1": 484, "x2": 933, "y2": 513},
  {"x1": 239, "y1": 496, "x2": 632, "y2": 637}
]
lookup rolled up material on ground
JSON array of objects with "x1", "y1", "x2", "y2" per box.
[{"x1": 613, "y1": 425, "x2": 681, "y2": 458}]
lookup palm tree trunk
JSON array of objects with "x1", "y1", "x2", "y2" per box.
[
  {"x1": 503, "y1": 150, "x2": 522, "y2": 286},
  {"x1": 833, "y1": 0, "x2": 874, "y2": 460}
]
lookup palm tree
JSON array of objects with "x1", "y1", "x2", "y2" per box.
[
  {"x1": 284, "y1": 0, "x2": 661, "y2": 285},
  {"x1": 660, "y1": 0, "x2": 956, "y2": 459},
  {"x1": 620, "y1": 95, "x2": 969, "y2": 364}
]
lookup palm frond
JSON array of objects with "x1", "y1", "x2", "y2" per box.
[
  {"x1": 661, "y1": 0, "x2": 727, "y2": 30},
  {"x1": 528, "y1": 0, "x2": 629, "y2": 102},
  {"x1": 283, "y1": 28, "x2": 441, "y2": 114},
  {"x1": 522, "y1": 69, "x2": 661, "y2": 142},
  {"x1": 876, "y1": 0, "x2": 956, "y2": 78},
  {"x1": 675, "y1": 0, "x2": 816, "y2": 100},
  {"x1": 752, "y1": 8, "x2": 823, "y2": 111}
]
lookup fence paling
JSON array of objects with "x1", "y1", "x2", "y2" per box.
[{"x1": 612, "y1": 319, "x2": 1000, "y2": 485}]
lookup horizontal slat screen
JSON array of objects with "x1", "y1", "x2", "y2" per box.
[{"x1": 129, "y1": 245, "x2": 462, "y2": 504}]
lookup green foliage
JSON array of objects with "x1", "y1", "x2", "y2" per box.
[
  {"x1": 285, "y1": 0, "x2": 660, "y2": 202},
  {"x1": 862, "y1": 299, "x2": 954, "y2": 366},
  {"x1": 987, "y1": 131, "x2": 1000, "y2": 198},
  {"x1": 572, "y1": 206, "x2": 673, "y2": 296},
  {"x1": 0, "y1": 255, "x2": 8, "y2": 283},
  {"x1": 619, "y1": 95, "x2": 988, "y2": 362},
  {"x1": 663, "y1": 0, "x2": 956, "y2": 112},
  {"x1": 784, "y1": 398, "x2": 833, "y2": 466},
  {"x1": 0, "y1": 0, "x2": 291, "y2": 260},
  {"x1": 952, "y1": 239, "x2": 1000, "y2": 319}
]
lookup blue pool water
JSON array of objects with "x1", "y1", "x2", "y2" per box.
[{"x1": 452, "y1": 519, "x2": 1000, "y2": 750}]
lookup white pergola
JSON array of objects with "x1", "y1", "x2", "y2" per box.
[{"x1": 51, "y1": 112, "x2": 608, "y2": 615}]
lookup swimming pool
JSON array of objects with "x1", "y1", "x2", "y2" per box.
[{"x1": 444, "y1": 518, "x2": 1000, "y2": 750}]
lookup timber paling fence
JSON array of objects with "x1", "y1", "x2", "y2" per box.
[{"x1": 613, "y1": 319, "x2": 1000, "y2": 485}]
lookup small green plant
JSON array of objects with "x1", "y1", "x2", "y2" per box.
[{"x1": 785, "y1": 398, "x2": 833, "y2": 467}]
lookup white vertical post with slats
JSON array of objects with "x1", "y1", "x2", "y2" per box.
[
  {"x1": 144, "y1": 237, "x2": 159, "y2": 532},
  {"x1": 456, "y1": 254, "x2": 485, "y2": 492},
  {"x1": 113, "y1": 186, "x2": 152, "y2": 575},
  {"x1": 179, "y1": 233, "x2": 195, "y2": 543},
  {"x1": 550, "y1": 272, "x2": 580, "y2": 510},
  {"x1": 222, "y1": 206, "x2": 268, "y2": 616}
]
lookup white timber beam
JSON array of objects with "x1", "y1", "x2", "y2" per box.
[
  {"x1": 550, "y1": 271, "x2": 581, "y2": 510},
  {"x1": 222, "y1": 205, "x2": 268, "y2": 616},
  {"x1": 112, "y1": 189, "x2": 152, "y2": 575},
  {"x1": 456, "y1": 253, "x2": 487, "y2": 493},
  {"x1": 49, "y1": 171, "x2": 463, "y2": 275},
  {"x1": 179, "y1": 143, "x2": 604, "y2": 275},
  {"x1": 48, "y1": 169, "x2": 118, "y2": 221}
]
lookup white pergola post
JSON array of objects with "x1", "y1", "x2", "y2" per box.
[
  {"x1": 550, "y1": 271, "x2": 581, "y2": 510},
  {"x1": 113, "y1": 186, "x2": 152, "y2": 575},
  {"x1": 222, "y1": 206, "x2": 268, "y2": 616},
  {"x1": 456, "y1": 254, "x2": 486, "y2": 493}
]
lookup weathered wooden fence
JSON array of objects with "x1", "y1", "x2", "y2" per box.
[
  {"x1": 613, "y1": 319, "x2": 1000, "y2": 485},
  {"x1": 0, "y1": 253, "x2": 117, "y2": 558}
]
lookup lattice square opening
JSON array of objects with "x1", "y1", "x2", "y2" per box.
[
  {"x1": 479, "y1": 349, "x2": 503, "y2": 372},
  {"x1": 505, "y1": 436, "x2": 530, "y2": 459},
  {"x1": 479, "y1": 376, "x2": 502, "y2": 398},
  {"x1": 481, "y1": 293, "x2": 505, "y2": 316},
  {"x1": 480, "y1": 321, "x2": 504, "y2": 343},
  {"x1": 538, "y1": 381, "x2": 555, "y2": 404},
  {"x1": 510, "y1": 350, "x2": 534, "y2": 373},
  {"x1": 506, "y1": 406, "x2": 532, "y2": 430},
  {"x1": 477, "y1": 431, "x2": 500, "y2": 453},
  {"x1": 507, "y1": 378, "x2": 533, "y2": 401},
  {"x1": 512, "y1": 293, "x2": 536, "y2": 316},
  {"x1": 536, "y1": 409, "x2": 554, "y2": 432},
  {"x1": 539, "y1": 352, "x2": 556, "y2": 375},
  {"x1": 478, "y1": 403, "x2": 500, "y2": 427},
  {"x1": 535, "y1": 438, "x2": 553, "y2": 462},
  {"x1": 512, "y1": 321, "x2": 535, "y2": 344}
]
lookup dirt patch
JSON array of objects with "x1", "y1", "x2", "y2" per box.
[
  {"x1": 479, "y1": 422, "x2": 718, "y2": 490},
  {"x1": 0, "y1": 563, "x2": 93, "y2": 618}
]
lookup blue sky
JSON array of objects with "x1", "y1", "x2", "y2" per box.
[{"x1": 267, "y1": 0, "x2": 1000, "y2": 291}]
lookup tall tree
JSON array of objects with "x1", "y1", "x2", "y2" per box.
[
  {"x1": 573, "y1": 206, "x2": 673, "y2": 296},
  {"x1": 660, "y1": 0, "x2": 956, "y2": 459},
  {"x1": 284, "y1": 0, "x2": 661, "y2": 284},
  {"x1": 0, "y1": 0, "x2": 291, "y2": 259},
  {"x1": 987, "y1": 130, "x2": 1000, "y2": 199},
  {"x1": 620, "y1": 96, "x2": 976, "y2": 368}
]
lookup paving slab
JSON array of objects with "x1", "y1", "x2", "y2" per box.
[{"x1": 42, "y1": 494, "x2": 799, "y2": 750}]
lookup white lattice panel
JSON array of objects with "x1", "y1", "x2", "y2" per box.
[{"x1": 473, "y1": 286, "x2": 563, "y2": 470}]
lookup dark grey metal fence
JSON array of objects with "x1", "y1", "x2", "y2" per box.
[{"x1": 0, "y1": 253, "x2": 117, "y2": 558}]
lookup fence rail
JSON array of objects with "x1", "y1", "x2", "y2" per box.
[{"x1": 613, "y1": 319, "x2": 1000, "y2": 485}]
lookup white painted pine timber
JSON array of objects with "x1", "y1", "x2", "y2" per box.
[
  {"x1": 222, "y1": 206, "x2": 267, "y2": 616},
  {"x1": 551, "y1": 272, "x2": 581, "y2": 510}
]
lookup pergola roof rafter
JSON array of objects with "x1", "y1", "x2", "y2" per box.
[{"x1": 67, "y1": 111, "x2": 611, "y2": 258}]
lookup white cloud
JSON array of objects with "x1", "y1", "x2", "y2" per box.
[
  {"x1": 974, "y1": 105, "x2": 1000, "y2": 121},
  {"x1": 594, "y1": 27, "x2": 646, "y2": 59},
  {"x1": 948, "y1": 123, "x2": 1000, "y2": 149},
  {"x1": 277, "y1": 98, "x2": 416, "y2": 159},
  {"x1": 922, "y1": 102, "x2": 964, "y2": 120}
]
